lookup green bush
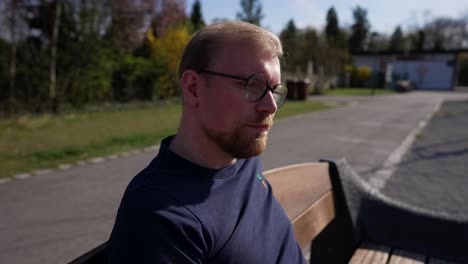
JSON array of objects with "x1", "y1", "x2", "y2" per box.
[
  {"x1": 350, "y1": 65, "x2": 373, "y2": 87},
  {"x1": 65, "y1": 53, "x2": 116, "y2": 107},
  {"x1": 112, "y1": 55, "x2": 162, "y2": 102}
]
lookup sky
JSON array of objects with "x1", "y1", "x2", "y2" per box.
[{"x1": 186, "y1": 0, "x2": 468, "y2": 35}]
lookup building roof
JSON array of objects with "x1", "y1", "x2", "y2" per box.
[{"x1": 352, "y1": 49, "x2": 468, "y2": 56}]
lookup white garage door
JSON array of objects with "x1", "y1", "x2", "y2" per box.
[{"x1": 393, "y1": 61, "x2": 454, "y2": 90}]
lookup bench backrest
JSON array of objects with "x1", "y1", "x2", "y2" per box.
[{"x1": 263, "y1": 162, "x2": 335, "y2": 248}]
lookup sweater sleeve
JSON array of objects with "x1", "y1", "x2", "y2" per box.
[{"x1": 107, "y1": 189, "x2": 209, "y2": 264}]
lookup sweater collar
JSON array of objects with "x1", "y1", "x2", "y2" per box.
[{"x1": 154, "y1": 135, "x2": 247, "y2": 179}]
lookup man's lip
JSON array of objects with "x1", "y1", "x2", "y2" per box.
[{"x1": 246, "y1": 124, "x2": 270, "y2": 130}]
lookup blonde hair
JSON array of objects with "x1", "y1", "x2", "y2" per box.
[{"x1": 178, "y1": 20, "x2": 283, "y2": 79}]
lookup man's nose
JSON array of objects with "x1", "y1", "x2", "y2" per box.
[{"x1": 255, "y1": 90, "x2": 278, "y2": 115}]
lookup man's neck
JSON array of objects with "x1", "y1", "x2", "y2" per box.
[{"x1": 169, "y1": 127, "x2": 236, "y2": 170}]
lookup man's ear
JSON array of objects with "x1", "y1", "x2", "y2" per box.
[{"x1": 181, "y1": 70, "x2": 200, "y2": 107}]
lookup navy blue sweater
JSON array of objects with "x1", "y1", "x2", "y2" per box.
[{"x1": 107, "y1": 136, "x2": 306, "y2": 263}]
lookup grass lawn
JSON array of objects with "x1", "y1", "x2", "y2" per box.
[
  {"x1": 324, "y1": 87, "x2": 394, "y2": 96},
  {"x1": 0, "y1": 100, "x2": 337, "y2": 178}
]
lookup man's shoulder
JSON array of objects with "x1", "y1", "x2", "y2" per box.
[
  {"x1": 120, "y1": 164, "x2": 209, "y2": 215},
  {"x1": 118, "y1": 154, "x2": 263, "y2": 221}
]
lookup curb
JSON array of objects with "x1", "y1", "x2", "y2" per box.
[{"x1": 0, "y1": 145, "x2": 160, "y2": 185}]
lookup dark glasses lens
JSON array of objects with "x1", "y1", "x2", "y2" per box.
[{"x1": 245, "y1": 74, "x2": 287, "y2": 107}]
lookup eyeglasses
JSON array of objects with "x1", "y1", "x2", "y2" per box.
[{"x1": 198, "y1": 70, "x2": 288, "y2": 108}]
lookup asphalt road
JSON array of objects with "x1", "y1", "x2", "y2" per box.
[
  {"x1": 1, "y1": 92, "x2": 467, "y2": 264},
  {"x1": 382, "y1": 100, "x2": 468, "y2": 219}
]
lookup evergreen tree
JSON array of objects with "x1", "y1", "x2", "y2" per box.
[
  {"x1": 325, "y1": 7, "x2": 339, "y2": 40},
  {"x1": 236, "y1": 0, "x2": 264, "y2": 26},
  {"x1": 408, "y1": 29, "x2": 425, "y2": 51},
  {"x1": 325, "y1": 6, "x2": 347, "y2": 49},
  {"x1": 389, "y1": 25, "x2": 404, "y2": 51},
  {"x1": 367, "y1": 32, "x2": 380, "y2": 51},
  {"x1": 190, "y1": 0, "x2": 205, "y2": 31},
  {"x1": 281, "y1": 19, "x2": 298, "y2": 39},
  {"x1": 279, "y1": 19, "x2": 299, "y2": 73},
  {"x1": 348, "y1": 6, "x2": 370, "y2": 52}
]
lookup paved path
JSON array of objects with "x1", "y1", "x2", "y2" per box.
[
  {"x1": 1, "y1": 92, "x2": 467, "y2": 264},
  {"x1": 382, "y1": 100, "x2": 468, "y2": 219}
]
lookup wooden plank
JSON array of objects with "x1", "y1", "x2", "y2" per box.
[
  {"x1": 264, "y1": 162, "x2": 332, "y2": 220},
  {"x1": 349, "y1": 243, "x2": 391, "y2": 264},
  {"x1": 264, "y1": 162, "x2": 334, "y2": 247},
  {"x1": 291, "y1": 191, "x2": 335, "y2": 247},
  {"x1": 388, "y1": 249, "x2": 426, "y2": 264},
  {"x1": 301, "y1": 241, "x2": 311, "y2": 263}
]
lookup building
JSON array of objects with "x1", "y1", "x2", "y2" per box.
[{"x1": 352, "y1": 50, "x2": 468, "y2": 91}]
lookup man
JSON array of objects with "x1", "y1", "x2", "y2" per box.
[{"x1": 107, "y1": 21, "x2": 306, "y2": 263}]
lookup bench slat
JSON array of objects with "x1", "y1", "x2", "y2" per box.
[
  {"x1": 264, "y1": 162, "x2": 334, "y2": 247},
  {"x1": 349, "y1": 243, "x2": 391, "y2": 264},
  {"x1": 291, "y1": 190, "x2": 335, "y2": 248},
  {"x1": 264, "y1": 162, "x2": 331, "y2": 220},
  {"x1": 264, "y1": 162, "x2": 335, "y2": 251}
]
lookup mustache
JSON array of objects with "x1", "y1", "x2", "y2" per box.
[{"x1": 248, "y1": 116, "x2": 274, "y2": 127}]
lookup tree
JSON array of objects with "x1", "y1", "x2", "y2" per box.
[
  {"x1": 7, "y1": 0, "x2": 18, "y2": 114},
  {"x1": 405, "y1": 15, "x2": 468, "y2": 51},
  {"x1": 146, "y1": 25, "x2": 190, "y2": 98},
  {"x1": 325, "y1": 7, "x2": 339, "y2": 41},
  {"x1": 4, "y1": 0, "x2": 28, "y2": 115},
  {"x1": 389, "y1": 25, "x2": 404, "y2": 51},
  {"x1": 1, "y1": 0, "x2": 173, "y2": 114},
  {"x1": 407, "y1": 29, "x2": 425, "y2": 51},
  {"x1": 49, "y1": 0, "x2": 62, "y2": 113},
  {"x1": 24, "y1": 0, "x2": 117, "y2": 109},
  {"x1": 325, "y1": 6, "x2": 347, "y2": 49},
  {"x1": 367, "y1": 32, "x2": 379, "y2": 51},
  {"x1": 299, "y1": 27, "x2": 323, "y2": 74},
  {"x1": 280, "y1": 19, "x2": 298, "y2": 46},
  {"x1": 150, "y1": 0, "x2": 186, "y2": 37},
  {"x1": 236, "y1": 0, "x2": 264, "y2": 26},
  {"x1": 279, "y1": 19, "x2": 299, "y2": 74},
  {"x1": 109, "y1": 0, "x2": 149, "y2": 52},
  {"x1": 349, "y1": 6, "x2": 370, "y2": 52},
  {"x1": 367, "y1": 32, "x2": 389, "y2": 52},
  {"x1": 423, "y1": 17, "x2": 467, "y2": 50},
  {"x1": 280, "y1": 18, "x2": 350, "y2": 78},
  {"x1": 190, "y1": 0, "x2": 205, "y2": 31}
]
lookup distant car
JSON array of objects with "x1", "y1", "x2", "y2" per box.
[{"x1": 394, "y1": 80, "x2": 414, "y2": 93}]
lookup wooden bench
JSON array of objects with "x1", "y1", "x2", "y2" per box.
[
  {"x1": 263, "y1": 161, "x2": 464, "y2": 263},
  {"x1": 69, "y1": 160, "x2": 467, "y2": 263}
]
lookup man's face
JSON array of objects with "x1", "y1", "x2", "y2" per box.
[{"x1": 196, "y1": 43, "x2": 280, "y2": 159}]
